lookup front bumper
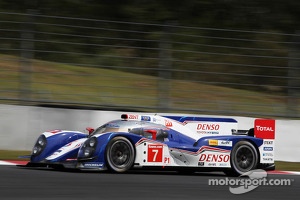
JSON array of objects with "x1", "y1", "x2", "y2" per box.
[{"x1": 24, "y1": 161, "x2": 78, "y2": 169}]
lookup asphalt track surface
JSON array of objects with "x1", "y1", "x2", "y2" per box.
[{"x1": 0, "y1": 165, "x2": 299, "y2": 200}]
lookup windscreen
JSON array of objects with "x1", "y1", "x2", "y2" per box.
[{"x1": 90, "y1": 120, "x2": 166, "y2": 136}]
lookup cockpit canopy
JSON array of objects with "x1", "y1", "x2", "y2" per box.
[{"x1": 90, "y1": 120, "x2": 169, "y2": 141}]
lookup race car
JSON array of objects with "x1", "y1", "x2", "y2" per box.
[{"x1": 26, "y1": 113, "x2": 275, "y2": 176}]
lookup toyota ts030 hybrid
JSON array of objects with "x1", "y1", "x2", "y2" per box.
[{"x1": 26, "y1": 114, "x2": 275, "y2": 176}]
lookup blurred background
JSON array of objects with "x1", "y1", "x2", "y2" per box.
[{"x1": 0, "y1": 0, "x2": 299, "y2": 118}]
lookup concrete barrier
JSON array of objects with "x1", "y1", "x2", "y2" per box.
[{"x1": 0, "y1": 104, "x2": 298, "y2": 162}]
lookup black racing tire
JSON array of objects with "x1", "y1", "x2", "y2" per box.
[
  {"x1": 105, "y1": 136, "x2": 135, "y2": 173},
  {"x1": 226, "y1": 140, "x2": 258, "y2": 176}
]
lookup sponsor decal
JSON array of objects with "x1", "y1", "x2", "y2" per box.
[
  {"x1": 141, "y1": 116, "x2": 151, "y2": 121},
  {"x1": 219, "y1": 140, "x2": 232, "y2": 147},
  {"x1": 208, "y1": 140, "x2": 232, "y2": 147},
  {"x1": 264, "y1": 140, "x2": 273, "y2": 145},
  {"x1": 254, "y1": 119, "x2": 275, "y2": 139},
  {"x1": 147, "y1": 144, "x2": 163, "y2": 162},
  {"x1": 209, "y1": 140, "x2": 218, "y2": 146},
  {"x1": 83, "y1": 162, "x2": 104, "y2": 167},
  {"x1": 263, "y1": 147, "x2": 273, "y2": 151},
  {"x1": 165, "y1": 120, "x2": 173, "y2": 127},
  {"x1": 199, "y1": 154, "x2": 230, "y2": 162},
  {"x1": 263, "y1": 158, "x2": 274, "y2": 161},
  {"x1": 263, "y1": 153, "x2": 273, "y2": 157},
  {"x1": 198, "y1": 162, "x2": 205, "y2": 166},
  {"x1": 107, "y1": 123, "x2": 120, "y2": 128},
  {"x1": 197, "y1": 124, "x2": 220, "y2": 134},
  {"x1": 256, "y1": 126, "x2": 274, "y2": 132},
  {"x1": 218, "y1": 163, "x2": 229, "y2": 167},
  {"x1": 198, "y1": 131, "x2": 219, "y2": 134},
  {"x1": 197, "y1": 124, "x2": 220, "y2": 131},
  {"x1": 208, "y1": 163, "x2": 217, "y2": 167},
  {"x1": 128, "y1": 114, "x2": 138, "y2": 120}
]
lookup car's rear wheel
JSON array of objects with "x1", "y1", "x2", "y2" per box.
[
  {"x1": 105, "y1": 136, "x2": 135, "y2": 173},
  {"x1": 226, "y1": 140, "x2": 258, "y2": 176}
]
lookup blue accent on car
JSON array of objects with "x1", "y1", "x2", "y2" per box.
[
  {"x1": 31, "y1": 132, "x2": 87, "y2": 163},
  {"x1": 164, "y1": 116, "x2": 237, "y2": 123}
]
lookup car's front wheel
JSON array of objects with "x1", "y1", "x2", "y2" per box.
[
  {"x1": 225, "y1": 140, "x2": 258, "y2": 176},
  {"x1": 105, "y1": 136, "x2": 135, "y2": 173}
]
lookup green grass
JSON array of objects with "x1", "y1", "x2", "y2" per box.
[
  {"x1": 275, "y1": 161, "x2": 300, "y2": 172},
  {"x1": 1, "y1": 54, "x2": 297, "y2": 117},
  {"x1": 0, "y1": 150, "x2": 299, "y2": 171},
  {"x1": 0, "y1": 150, "x2": 31, "y2": 160}
]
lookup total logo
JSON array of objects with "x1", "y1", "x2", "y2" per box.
[
  {"x1": 254, "y1": 119, "x2": 275, "y2": 140},
  {"x1": 255, "y1": 125, "x2": 274, "y2": 132}
]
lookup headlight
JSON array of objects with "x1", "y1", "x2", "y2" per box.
[
  {"x1": 32, "y1": 135, "x2": 47, "y2": 156},
  {"x1": 84, "y1": 149, "x2": 92, "y2": 157},
  {"x1": 79, "y1": 137, "x2": 97, "y2": 159},
  {"x1": 89, "y1": 137, "x2": 97, "y2": 147},
  {"x1": 38, "y1": 137, "x2": 46, "y2": 146}
]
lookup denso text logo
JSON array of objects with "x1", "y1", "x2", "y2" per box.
[
  {"x1": 256, "y1": 126, "x2": 274, "y2": 132},
  {"x1": 199, "y1": 154, "x2": 230, "y2": 162},
  {"x1": 197, "y1": 124, "x2": 220, "y2": 130}
]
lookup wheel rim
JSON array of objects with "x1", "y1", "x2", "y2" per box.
[
  {"x1": 233, "y1": 145, "x2": 256, "y2": 172},
  {"x1": 109, "y1": 140, "x2": 132, "y2": 169}
]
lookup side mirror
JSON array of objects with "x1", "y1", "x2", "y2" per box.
[
  {"x1": 144, "y1": 129, "x2": 157, "y2": 140},
  {"x1": 86, "y1": 127, "x2": 94, "y2": 135},
  {"x1": 156, "y1": 130, "x2": 168, "y2": 141}
]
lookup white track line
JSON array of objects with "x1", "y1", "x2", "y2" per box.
[{"x1": 0, "y1": 160, "x2": 17, "y2": 165}]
